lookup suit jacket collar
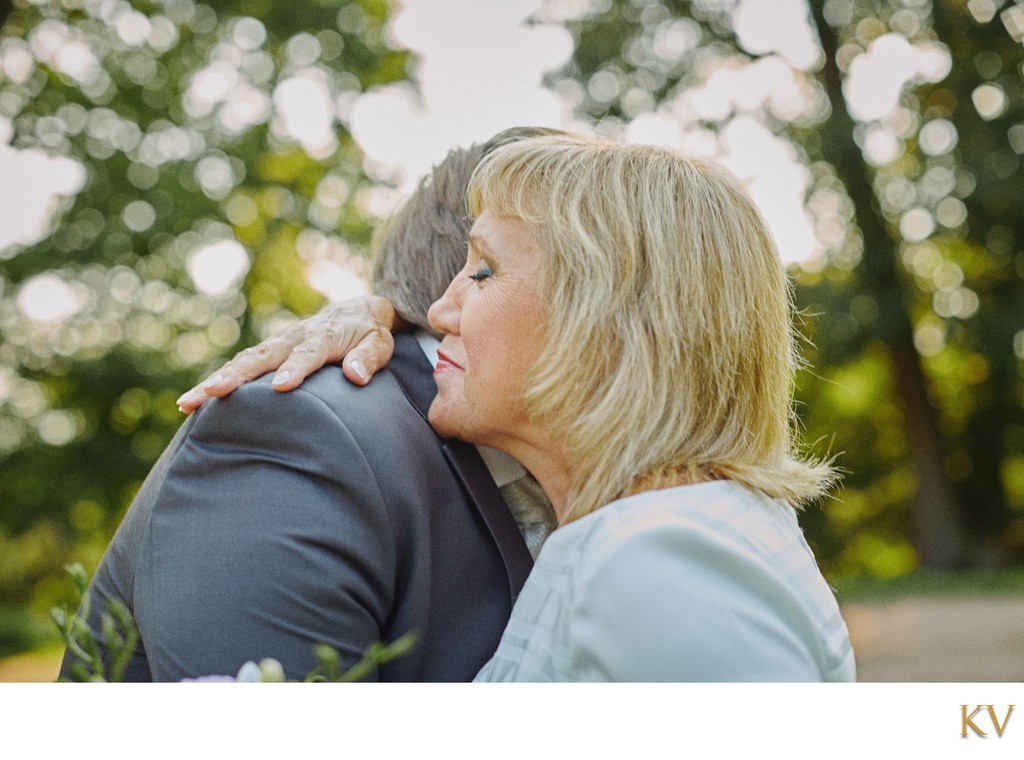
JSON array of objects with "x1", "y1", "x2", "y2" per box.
[
  {"x1": 389, "y1": 333, "x2": 440, "y2": 422},
  {"x1": 389, "y1": 333, "x2": 534, "y2": 601}
]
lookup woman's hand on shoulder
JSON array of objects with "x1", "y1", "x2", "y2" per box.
[{"x1": 176, "y1": 294, "x2": 399, "y2": 414}]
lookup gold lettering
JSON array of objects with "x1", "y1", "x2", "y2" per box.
[
  {"x1": 987, "y1": 705, "x2": 1014, "y2": 738},
  {"x1": 962, "y1": 705, "x2": 986, "y2": 737}
]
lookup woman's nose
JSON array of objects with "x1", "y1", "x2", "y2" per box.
[{"x1": 427, "y1": 277, "x2": 462, "y2": 336}]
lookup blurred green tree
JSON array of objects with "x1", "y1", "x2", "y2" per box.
[
  {"x1": 0, "y1": 0, "x2": 408, "y2": 655},
  {"x1": 546, "y1": 0, "x2": 1024, "y2": 573}
]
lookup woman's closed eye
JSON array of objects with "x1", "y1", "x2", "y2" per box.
[{"x1": 468, "y1": 261, "x2": 495, "y2": 282}]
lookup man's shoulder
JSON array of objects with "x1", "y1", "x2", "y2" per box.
[
  {"x1": 197, "y1": 364, "x2": 426, "y2": 435},
  {"x1": 182, "y1": 346, "x2": 446, "y2": 490},
  {"x1": 208, "y1": 332, "x2": 432, "y2": 425}
]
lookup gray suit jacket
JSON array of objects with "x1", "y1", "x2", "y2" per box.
[{"x1": 60, "y1": 334, "x2": 532, "y2": 681}]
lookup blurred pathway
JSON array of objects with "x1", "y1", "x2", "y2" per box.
[
  {"x1": 0, "y1": 648, "x2": 61, "y2": 682},
  {"x1": 841, "y1": 595, "x2": 1024, "y2": 682}
]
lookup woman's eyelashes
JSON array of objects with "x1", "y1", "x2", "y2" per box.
[{"x1": 468, "y1": 261, "x2": 495, "y2": 282}]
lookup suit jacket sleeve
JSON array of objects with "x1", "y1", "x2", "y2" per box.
[
  {"x1": 133, "y1": 377, "x2": 400, "y2": 681},
  {"x1": 58, "y1": 420, "x2": 192, "y2": 681}
]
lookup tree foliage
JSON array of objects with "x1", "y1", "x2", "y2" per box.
[{"x1": 0, "y1": 0, "x2": 408, "y2": 654}]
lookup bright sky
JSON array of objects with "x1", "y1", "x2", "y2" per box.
[
  {"x1": 0, "y1": 119, "x2": 85, "y2": 251},
  {"x1": 1, "y1": 0, "x2": 952, "y2": 320},
  {"x1": 351, "y1": 0, "x2": 572, "y2": 188}
]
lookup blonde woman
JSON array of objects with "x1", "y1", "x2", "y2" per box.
[{"x1": 184, "y1": 134, "x2": 855, "y2": 681}]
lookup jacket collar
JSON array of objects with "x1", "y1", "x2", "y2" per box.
[{"x1": 388, "y1": 333, "x2": 534, "y2": 601}]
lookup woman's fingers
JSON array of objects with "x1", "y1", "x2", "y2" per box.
[
  {"x1": 214, "y1": 331, "x2": 303, "y2": 391},
  {"x1": 176, "y1": 331, "x2": 301, "y2": 413},
  {"x1": 341, "y1": 326, "x2": 396, "y2": 386},
  {"x1": 175, "y1": 386, "x2": 209, "y2": 414},
  {"x1": 267, "y1": 322, "x2": 357, "y2": 390},
  {"x1": 175, "y1": 295, "x2": 398, "y2": 413}
]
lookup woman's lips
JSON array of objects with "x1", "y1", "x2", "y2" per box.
[{"x1": 435, "y1": 348, "x2": 464, "y2": 374}]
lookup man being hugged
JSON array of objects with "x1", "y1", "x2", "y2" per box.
[{"x1": 61, "y1": 129, "x2": 557, "y2": 681}]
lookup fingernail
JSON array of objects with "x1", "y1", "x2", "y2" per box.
[
  {"x1": 272, "y1": 370, "x2": 290, "y2": 386},
  {"x1": 176, "y1": 389, "x2": 198, "y2": 407},
  {"x1": 350, "y1": 359, "x2": 367, "y2": 383},
  {"x1": 177, "y1": 404, "x2": 186, "y2": 414},
  {"x1": 202, "y1": 373, "x2": 224, "y2": 389}
]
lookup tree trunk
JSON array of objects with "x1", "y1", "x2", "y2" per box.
[
  {"x1": 0, "y1": 1, "x2": 13, "y2": 31},
  {"x1": 890, "y1": 344, "x2": 972, "y2": 566},
  {"x1": 808, "y1": 1, "x2": 970, "y2": 567}
]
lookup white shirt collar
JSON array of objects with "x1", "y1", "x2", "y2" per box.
[{"x1": 414, "y1": 330, "x2": 526, "y2": 488}]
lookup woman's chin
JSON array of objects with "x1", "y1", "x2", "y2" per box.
[{"x1": 427, "y1": 399, "x2": 466, "y2": 441}]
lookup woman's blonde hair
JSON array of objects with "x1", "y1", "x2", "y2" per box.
[{"x1": 467, "y1": 134, "x2": 835, "y2": 524}]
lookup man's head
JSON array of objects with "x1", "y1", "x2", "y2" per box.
[{"x1": 371, "y1": 127, "x2": 567, "y2": 337}]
